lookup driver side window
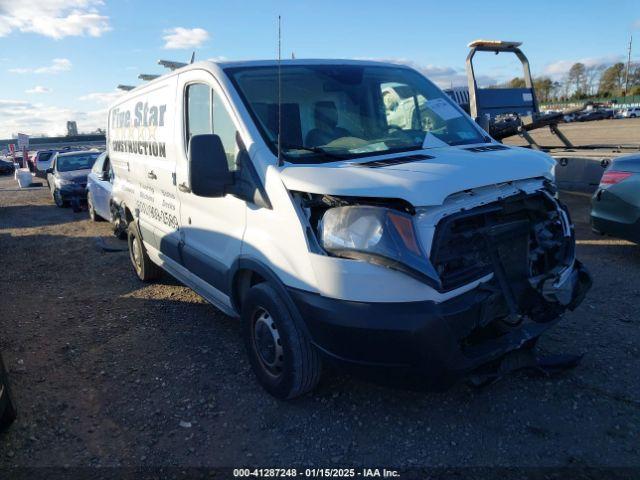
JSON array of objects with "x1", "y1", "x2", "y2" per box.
[{"x1": 185, "y1": 83, "x2": 239, "y2": 171}]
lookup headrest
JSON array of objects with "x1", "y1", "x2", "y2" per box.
[{"x1": 314, "y1": 101, "x2": 338, "y2": 128}]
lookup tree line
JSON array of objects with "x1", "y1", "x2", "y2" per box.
[{"x1": 494, "y1": 62, "x2": 640, "y2": 103}]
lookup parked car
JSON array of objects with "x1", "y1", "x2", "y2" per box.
[
  {"x1": 109, "y1": 59, "x2": 590, "y2": 399},
  {"x1": 46, "y1": 150, "x2": 101, "y2": 207},
  {"x1": 0, "y1": 157, "x2": 15, "y2": 175},
  {"x1": 0, "y1": 353, "x2": 17, "y2": 431},
  {"x1": 577, "y1": 109, "x2": 612, "y2": 122},
  {"x1": 591, "y1": 153, "x2": 640, "y2": 243},
  {"x1": 620, "y1": 107, "x2": 640, "y2": 118},
  {"x1": 34, "y1": 150, "x2": 58, "y2": 178},
  {"x1": 86, "y1": 152, "x2": 125, "y2": 236}
]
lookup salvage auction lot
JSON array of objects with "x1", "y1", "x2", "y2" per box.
[{"x1": 0, "y1": 174, "x2": 638, "y2": 468}]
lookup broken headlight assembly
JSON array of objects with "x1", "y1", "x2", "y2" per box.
[{"x1": 318, "y1": 205, "x2": 441, "y2": 288}]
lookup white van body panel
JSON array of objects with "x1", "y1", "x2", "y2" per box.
[
  {"x1": 108, "y1": 59, "x2": 559, "y2": 307},
  {"x1": 279, "y1": 146, "x2": 555, "y2": 207},
  {"x1": 109, "y1": 75, "x2": 180, "y2": 255},
  {"x1": 173, "y1": 68, "x2": 248, "y2": 293},
  {"x1": 104, "y1": 58, "x2": 591, "y2": 397}
]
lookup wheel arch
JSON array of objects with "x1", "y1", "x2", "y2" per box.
[{"x1": 228, "y1": 257, "x2": 310, "y2": 337}]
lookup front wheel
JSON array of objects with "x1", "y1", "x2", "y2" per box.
[
  {"x1": 242, "y1": 282, "x2": 322, "y2": 399},
  {"x1": 52, "y1": 189, "x2": 65, "y2": 208},
  {"x1": 87, "y1": 193, "x2": 101, "y2": 222},
  {"x1": 127, "y1": 222, "x2": 161, "y2": 282}
]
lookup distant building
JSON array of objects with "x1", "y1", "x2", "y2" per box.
[{"x1": 66, "y1": 121, "x2": 78, "y2": 136}]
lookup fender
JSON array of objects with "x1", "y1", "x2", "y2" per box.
[{"x1": 227, "y1": 256, "x2": 312, "y2": 338}]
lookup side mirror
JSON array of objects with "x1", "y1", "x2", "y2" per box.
[{"x1": 188, "y1": 134, "x2": 234, "y2": 197}]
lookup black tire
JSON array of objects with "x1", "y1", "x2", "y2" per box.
[
  {"x1": 127, "y1": 221, "x2": 162, "y2": 282},
  {"x1": 0, "y1": 354, "x2": 17, "y2": 432},
  {"x1": 52, "y1": 188, "x2": 66, "y2": 208},
  {"x1": 87, "y1": 193, "x2": 102, "y2": 222},
  {"x1": 242, "y1": 282, "x2": 321, "y2": 399}
]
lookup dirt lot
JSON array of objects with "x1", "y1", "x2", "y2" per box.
[
  {"x1": 0, "y1": 169, "x2": 639, "y2": 471},
  {"x1": 504, "y1": 117, "x2": 640, "y2": 148}
]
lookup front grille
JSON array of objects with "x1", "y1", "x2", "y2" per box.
[{"x1": 430, "y1": 192, "x2": 570, "y2": 292}]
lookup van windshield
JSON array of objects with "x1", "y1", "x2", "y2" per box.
[{"x1": 227, "y1": 64, "x2": 487, "y2": 164}]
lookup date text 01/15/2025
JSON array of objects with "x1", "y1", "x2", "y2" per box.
[{"x1": 232, "y1": 468, "x2": 400, "y2": 478}]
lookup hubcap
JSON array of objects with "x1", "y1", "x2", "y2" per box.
[
  {"x1": 253, "y1": 308, "x2": 283, "y2": 377},
  {"x1": 131, "y1": 235, "x2": 142, "y2": 272}
]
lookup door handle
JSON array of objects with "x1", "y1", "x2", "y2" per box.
[
  {"x1": 178, "y1": 182, "x2": 191, "y2": 193},
  {"x1": 147, "y1": 170, "x2": 157, "y2": 180}
]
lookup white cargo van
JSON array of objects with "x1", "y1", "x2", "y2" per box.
[{"x1": 108, "y1": 59, "x2": 591, "y2": 399}]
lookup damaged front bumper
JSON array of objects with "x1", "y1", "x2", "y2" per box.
[{"x1": 289, "y1": 260, "x2": 591, "y2": 390}]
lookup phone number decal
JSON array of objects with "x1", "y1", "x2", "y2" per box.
[{"x1": 136, "y1": 200, "x2": 179, "y2": 230}]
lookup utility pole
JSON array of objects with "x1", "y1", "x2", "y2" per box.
[{"x1": 624, "y1": 35, "x2": 632, "y2": 96}]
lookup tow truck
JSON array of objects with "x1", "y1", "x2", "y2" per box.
[{"x1": 450, "y1": 40, "x2": 640, "y2": 192}]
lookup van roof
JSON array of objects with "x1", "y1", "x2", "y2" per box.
[
  {"x1": 120, "y1": 59, "x2": 414, "y2": 94},
  {"x1": 213, "y1": 58, "x2": 412, "y2": 69}
]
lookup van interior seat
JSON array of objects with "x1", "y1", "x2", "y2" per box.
[
  {"x1": 252, "y1": 102, "x2": 303, "y2": 147},
  {"x1": 305, "y1": 101, "x2": 351, "y2": 147}
]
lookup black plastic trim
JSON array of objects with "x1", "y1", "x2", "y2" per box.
[{"x1": 352, "y1": 154, "x2": 435, "y2": 168}]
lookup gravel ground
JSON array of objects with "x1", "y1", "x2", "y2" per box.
[{"x1": 0, "y1": 173, "x2": 639, "y2": 471}]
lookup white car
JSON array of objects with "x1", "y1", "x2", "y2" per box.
[
  {"x1": 620, "y1": 107, "x2": 640, "y2": 118},
  {"x1": 108, "y1": 59, "x2": 591, "y2": 399}
]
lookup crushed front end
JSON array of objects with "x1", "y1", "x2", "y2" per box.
[{"x1": 290, "y1": 178, "x2": 591, "y2": 389}]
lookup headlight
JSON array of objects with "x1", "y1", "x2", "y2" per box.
[
  {"x1": 56, "y1": 178, "x2": 73, "y2": 186},
  {"x1": 319, "y1": 206, "x2": 441, "y2": 288}
]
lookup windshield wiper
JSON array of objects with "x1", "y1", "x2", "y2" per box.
[{"x1": 280, "y1": 144, "x2": 346, "y2": 159}]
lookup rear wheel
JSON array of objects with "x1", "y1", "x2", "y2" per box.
[
  {"x1": 127, "y1": 222, "x2": 161, "y2": 282},
  {"x1": 242, "y1": 282, "x2": 322, "y2": 399}
]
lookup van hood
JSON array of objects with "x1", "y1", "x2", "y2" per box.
[{"x1": 279, "y1": 145, "x2": 555, "y2": 206}]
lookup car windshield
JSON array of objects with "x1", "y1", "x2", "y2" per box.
[
  {"x1": 227, "y1": 64, "x2": 487, "y2": 163},
  {"x1": 38, "y1": 152, "x2": 53, "y2": 162},
  {"x1": 57, "y1": 153, "x2": 100, "y2": 172}
]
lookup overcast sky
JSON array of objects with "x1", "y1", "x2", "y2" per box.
[{"x1": 0, "y1": 0, "x2": 638, "y2": 138}]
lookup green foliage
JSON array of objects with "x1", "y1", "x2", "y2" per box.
[
  {"x1": 533, "y1": 77, "x2": 554, "y2": 102},
  {"x1": 567, "y1": 63, "x2": 587, "y2": 96},
  {"x1": 507, "y1": 77, "x2": 526, "y2": 88},
  {"x1": 598, "y1": 63, "x2": 625, "y2": 96},
  {"x1": 482, "y1": 60, "x2": 639, "y2": 103}
]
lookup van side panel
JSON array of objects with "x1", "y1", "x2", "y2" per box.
[{"x1": 109, "y1": 77, "x2": 180, "y2": 253}]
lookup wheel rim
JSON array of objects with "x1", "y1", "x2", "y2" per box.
[
  {"x1": 252, "y1": 308, "x2": 283, "y2": 378},
  {"x1": 130, "y1": 234, "x2": 142, "y2": 273}
]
